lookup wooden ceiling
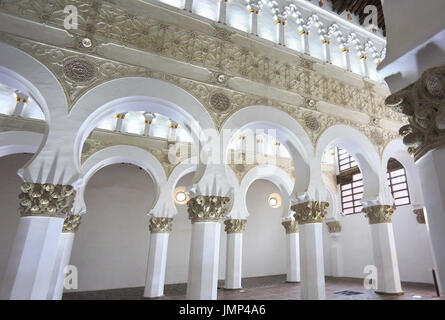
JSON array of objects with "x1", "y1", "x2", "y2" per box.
[{"x1": 329, "y1": 0, "x2": 386, "y2": 35}]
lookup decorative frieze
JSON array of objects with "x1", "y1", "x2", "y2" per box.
[
  {"x1": 18, "y1": 183, "x2": 76, "y2": 219},
  {"x1": 385, "y1": 65, "x2": 445, "y2": 161},
  {"x1": 413, "y1": 208, "x2": 426, "y2": 225},
  {"x1": 187, "y1": 195, "x2": 231, "y2": 223},
  {"x1": 282, "y1": 220, "x2": 299, "y2": 234},
  {"x1": 149, "y1": 217, "x2": 173, "y2": 233},
  {"x1": 363, "y1": 205, "x2": 396, "y2": 224},
  {"x1": 62, "y1": 214, "x2": 82, "y2": 233},
  {"x1": 326, "y1": 221, "x2": 342, "y2": 233},
  {"x1": 291, "y1": 201, "x2": 329, "y2": 224},
  {"x1": 224, "y1": 219, "x2": 247, "y2": 234}
]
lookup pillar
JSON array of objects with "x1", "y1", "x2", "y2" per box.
[
  {"x1": 13, "y1": 92, "x2": 28, "y2": 117},
  {"x1": 363, "y1": 205, "x2": 403, "y2": 294},
  {"x1": 0, "y1": 183, "x2": 76, "y2": 300},
  {"x1": 168, "y1": 120, "x2": 178, "y2": 143},
  {"x1": 281, "y1": 220, "x2": 300, "y2": 283},
  {"x1": 276, "y1": 18, "x2": 286, "y2": 46},
  {"x1": 186, "y1": 195, "x2": 231, "y2": 300},
  {"x1": 342, "y1": 47, "x2": 351, "y2": 71},
  {"x1": 184, "y1": 0, "x2": 193, "y2": 12},
  {"x1": 326, "y1": 220, "x2": 343, "y2": 277},
  {"x1": 143, "y1": 112, "x2": 155, "y2": 137},
  {"x1": 115, "y1": 112, "x2": 127, "y2": 133},
  {"x1": 224, "y1": 219, "x2": 246, "y2": 290},
  {"x1": 291, "y1": 201, "x2": 329, "y2": 300},
  {"x1": 143, "y1": 217, "x2": 173, "y2": 298},
  {"x1": 300, "y1": 30, "x2": 310, "y2": 55},
  {"x1": 322, "y1": 40, "x2": 331, "y2": 64},
  {"x1": 218, "y1": 0, "x2": 227, "y2": 24},
  {"x1": 360, "y1": 55, "x2": 369, "y2": 78},
  {"x1": 249, "y1": 10, "x2": 259, "y2": 36},
  {"x1": 47, "y1": 214, "x2": 81, "y2": 300},
  {"x1": 385, "y1": 66, "x2": 445, "y2": 293}
]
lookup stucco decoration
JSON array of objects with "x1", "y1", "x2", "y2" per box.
[
  {"x1": 18, "y1": 183, "x2": 76, "y2": 218},
  {"x1": 62, "y1": 214, "x2": 82, "y2": 233},
  {"x1": 187, "y1": 195, "x2": 231, "y2": 223},
  {"x1": 282, "y1": 220, "x2": 299, "y2": 234},
  {"x1": 292, "y1": 201, "x2": 329, "y2": 224},
  {"x1": 149, "y1": 217, "x2": 173, "y2": 233},
  {"x1": 224, "y1": 219, "x2": 247, "y2": 234},
  {"x1": 363, "y1": 205, "x2": 396, "y2": 224},
  {"x1": 385, "y1": 66, "x2": 445, "y2": 161},
  {"x1": 326, "y1": 220, "x2": 342, "y2": 233},
  {"x1": 413, "y1": 208, "x2": 426, "y2": 225},
  {"x1": 63, "y1": 58, "x2": 96, "y2": 83}
]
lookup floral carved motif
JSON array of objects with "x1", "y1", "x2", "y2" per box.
[
  {"x1": 363, "y1": 205, "x2": 396, "y2": 224},
  {"x1": 149, "y1": 217, "x2": 173, "y2": 233},
  {"x1": 63, "y1": 214, "x2": 82, "y2": 233},
  {"x1": 187, "y1": 195, "x2": 231, "y2": 223},
  {"x1": 292, "y1": 201, "x2": 329, "y2": 224},
  {"x1": 224, "y1": 219, "x2": 247, "y2": 234}
]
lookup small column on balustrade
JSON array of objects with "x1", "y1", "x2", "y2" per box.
[
  {"x1": 143, "y1": 217, "x2": 173, "y2": 298},
  {"x1": 248, "y1": 1, "x2": 263, "y2": 36},
  {"x1": 218, "y1": 0, "x2": 228, "y2": 24},
  {"x1": 13, "y1": 92, "x2": 29, "y2": 117},
  {"x1": 168, "y1": 120, "x2": 179, "y2": 143},
  {"x1": 322, "y1": 39, "x2": 331, "y2": 64},
  {"x1": 48, "y1": 214, "x2": 82, "y2": 300},
  {"x1": 143, "y1": 112, "x2": 155, "y2": 137},
  {"x1": 184, "y1": 0, "x2": 193, "y2": 13},
  {"x1": 0, "y1": 183, "x2": 76, "y2": 300},
  {"x1": 275, "y1": 14, "x2": 287, "y2": 46},
  {"x1": 291, "y1": 201, "x2": 329, "y2": 300},
  {"x1": 299, "y1": 29, "x2": 310, "y2": 55},
  {"x1": 186, "y1": 195, "x2": 231, "y2": 300},
  {"x1": 115, "y1": 112, "x2": 127, "y2": 133},
  {"x1": 325, "y1": 220, "x2": 343, "y2": 277},
  {"x1": 281, "y1": 219, "x2": 300, "y2": 283},
  {"x1": 362, "y1": 205, "x2": 403, "y2": 295},
  {"x1": 359, "y1": 54, "x2": 369, "y2": 78},
  {"x1": 341, "y1": 47, "x2": 351, "y2": 71},
  {"x1": 224, "y1": 219, "x2": 247, "y2": 290}
]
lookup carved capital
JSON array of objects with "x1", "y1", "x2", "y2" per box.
[
  {"x1": 149, "y1": 217, "x2": 173, "y2": 233},
  {"x1": 62, "y1": 215, "x2": 82, "y2": 233},
  {"x1": 363, "y1": 205, "x2": 396, "y2": 224},
  {"x1": 282, "y1": 220, "x2": 299, "y2": 234},
  {"x1": 224, "y1": 219, "x2": 247, "y2": 234},
  {"x1": 385, "y1": 65, "x2": 445, "y2": 161},
  {"x1": 18, "y1": 183, "x2": 76, "y2": 218},
  {"x1": 187, "y1": 195, "x2": 231, "y2": 223},
  {"x1": 291, "y1": 201, "x2": 329, "y2": 224},
  {"x1": 413, "y1": 208, "x2": 426, "y2": 224},
  {"x1": 326, "y1": 221, "x2": 342, "y2": 233}
]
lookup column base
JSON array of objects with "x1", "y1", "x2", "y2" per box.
[
  {"x1": 375, "y1": 290, "x2": 404, "y2": 296},
  {"x1": 142, "y1": 295, "x2": 165, "y2": 300},
  {"x1": 223, "y1": 287, "x2": 243, "y2": 291},
  {"x1": 285, "y1": 281, "x2": 300, "y2": 284}
]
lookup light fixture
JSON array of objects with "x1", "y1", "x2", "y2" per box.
[
  {"x1": 173, "y1": 186, "x2": 189, "y2": 205},
  {"x1": 268, "y1": 193, "x2": 282, "y2": 209}
]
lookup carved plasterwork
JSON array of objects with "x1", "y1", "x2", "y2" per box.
[
  {"x1": 363, "y1": 205, "x2": 396, "y2": 224},
  {"x1": 282, "y1": 220, "x2": 299, "y2": 234},
  {"x1": 0, "y1": 0, "x2": 403, "y2": 123},
  {"x1": 326, "y1": 220, "x2": 342, "y2": 233},
  {"x1": 413, "y1": 208, "x2": 426, "y2": 225},
  {"x1": 18, "y1": 183, "x2": 76, "y2": 218},
  {"x1": 149, "y1": 217, "x2": 173, "y2": 233},
  {"x1": 62, "y1": 214, "x2": 82, "y2": 233},
  {"x1": 385, "y1": 65, "x2": 445, "y2": 161},
  {"x1": 187, "y1": 195, "x2": 231, "y2": 223},
  {"x1": 224, "y1": 219, "x2": 247, "y2": 234},
  {"x1": 292, "y1": 201, "x2": 329, "y2": 224}
]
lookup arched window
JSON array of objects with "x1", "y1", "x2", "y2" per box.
[
  {"x1": 337, "y1": 147, "x2": 363, "y2": 215},
  {"x1": 387, "y1": 158, "x2": 411, "y2": 206}
]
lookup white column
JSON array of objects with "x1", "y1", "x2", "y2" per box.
[
  {"x1": 322, "y1": 40, "x2": 331, "y2": 63},
  {"x1": 282, "y1": 220, "x2": 300, "y2": 283},
  {"x1": 249, "y1": 11, "x2": 259, "y2": 36},
  {"x1": 416, "y1": 146, "x2": 445, "y2": 293},
  {"x1": 360, "y1": 55, "x2": 369, "y2": 77},
  {"x1": 326, "y1": 221, "x2": 343, "y2": 277},
  {"x1": 144, "y1": 217, "x2": 172, "y2": 298},
  {"x1": 342, "y1": 48, "x2": 351, "y2": 71},
  {"x1": 292, "y1": 201, "x2": 329, "y2": 300},
  {"x1": 300, "y1": 30, "x2": 310, "y2": 55},
  {"x1": 168, "y1": 120, "x2": 178, "y2": 143},
  {"x1": 115, "y1": 113, "x2": 127, "y2": 133},
  {"x1": 48, "y1": 233, "x2": 75, "y2": 300},
  {"x1": 363, "y1": 205, "x2": 403, "y2": 294},
  {"x1": 0, "y1": 216, "x2": 64, "y2": 299},
  {"x1": 13, "y1": 92, "x2": 28, "y2": 117},
  {"x1": 218, "y1": 0, "x2": 227, "y2": 24},
  {"x1": 187, "y1": 222, "x2": 221, "y2": 300},
  {"x1": 47, "y1": 214, "x2": 81, "y2": 300},
  {"x1": 184, "y1": 0, "x2": 193, "y2": 12},
  {"x1": 299, "y1": 223, "x2": 325, "y2": 299},
  {"x1": 224, "y1": 219, "x2": 246, "y2": 290},
  {"x1": 277, "y1": 20, "x2": 285, "y2": 45},
  {"x1": 143, "y1": 112, "x2": 155, "y2": 137}
]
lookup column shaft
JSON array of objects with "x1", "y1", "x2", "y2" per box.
[
  {"x1": 225, "y1": 233, "x2": 243, "y2": 289},
  {"x1": 299, "y1": 223, "x2": 325, "y2": 299},
  {"x1": 187, "y1": 222, "x2": 221, "y2": 300},
  {"x1": 286, "y1": 233, "x2": 300, "y2": 282},
  {"x1": 144, "y1": 233, "x2": 170, "y2": 298},
  {"x1": 0, "y1": 217, "x2": 64, "y2": 299}
]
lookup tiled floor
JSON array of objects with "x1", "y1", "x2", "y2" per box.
[{"x1": 63, "y1": 275, "x2": 443, "y2": 300}]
